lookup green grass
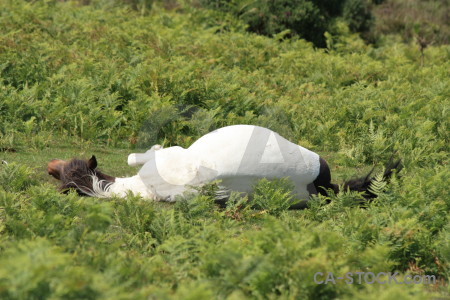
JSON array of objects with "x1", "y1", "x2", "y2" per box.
[
  {"x1": 1, "y1": 142, "x2": 137, "y2": 185},
  {"x1": 0, "y1": 0, "x2": 449, "y2": 299}
]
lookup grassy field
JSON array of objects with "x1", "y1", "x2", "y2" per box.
[{"x1": 0, "y1": 0, "x2": 449, "y2": 299}]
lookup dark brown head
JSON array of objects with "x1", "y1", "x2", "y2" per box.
[{"x1": 47, "y1": 155, "x2": 115, "y2": 196}]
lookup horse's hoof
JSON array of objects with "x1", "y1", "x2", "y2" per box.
[{"x1": 128, "y1": 154, "x2": 138, "y2": 166}]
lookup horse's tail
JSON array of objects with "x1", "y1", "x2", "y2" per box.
[{"x1": 343, "y1": 156, "x2": 403, "y2": 200}]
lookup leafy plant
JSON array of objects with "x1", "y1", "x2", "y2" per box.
[
  {"x1": 0, "y1": 163, "x2": 38, "y2": 192},
  {"x1": 251, "y1": 178, "x2": 295, "y2": 216},
  {"x1": 0, "y1": 0, "x2": 448, "y2": 298}
]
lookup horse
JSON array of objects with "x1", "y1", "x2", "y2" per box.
[{"x1": 47, "y1": 125, "x2": 402, "y2": 209}]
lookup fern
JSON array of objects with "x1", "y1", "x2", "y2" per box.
[
  {"x1": 0, "y1": 163, "x2": 38, "y2": 192},
  {"x1": 251, "y1": 178, "x2": 295, "y2": 216},
  {"x1": 368, "y1": 170, "x2": 387, "y2": 197},
  {"x1": 0, "y1": 0, "x2": 448, "y2": 298}
]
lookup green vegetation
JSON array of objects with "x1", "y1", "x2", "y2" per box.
[
  {"x1": 0, "y1": 0, "x2": 449, "y2": 298},
  {"x1": 199, "y1": 0, "x2": 374, "y2": 47},
  {"x1": 370, "y1": 0, "x2": 450, "y2": 46}
]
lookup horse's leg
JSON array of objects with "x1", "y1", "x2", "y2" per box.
[{"x1": 127, "y1": 144, "x2": 164, "y2": 166}]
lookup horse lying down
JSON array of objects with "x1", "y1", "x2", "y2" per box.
[{"x1": 47, "y1": 125, "x2": 401, "y2": 209}]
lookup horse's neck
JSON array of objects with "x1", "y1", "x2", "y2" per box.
[{"x1": 109, "y1": 175, "x2": 156, "y2": 199}]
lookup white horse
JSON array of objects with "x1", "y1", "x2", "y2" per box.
[{"x1": 48, "y1": 125, "x2": 401, "y2": 208}]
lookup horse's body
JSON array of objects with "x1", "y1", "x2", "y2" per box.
[
  {"x1": 48, "y1": 125, "x2": 401, "y2": 208},
  {"x1": 124, "y1": 125, "x2": 324, "y2": 202}
]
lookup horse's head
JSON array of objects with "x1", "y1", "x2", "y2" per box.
[{"x1": 47, "y1": 155, "x2": 115, "y2": 196}]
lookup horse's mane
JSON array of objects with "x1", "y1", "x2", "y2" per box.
[{"x1": 60, "y1": 159, "x2": 113, "y2": 197}]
